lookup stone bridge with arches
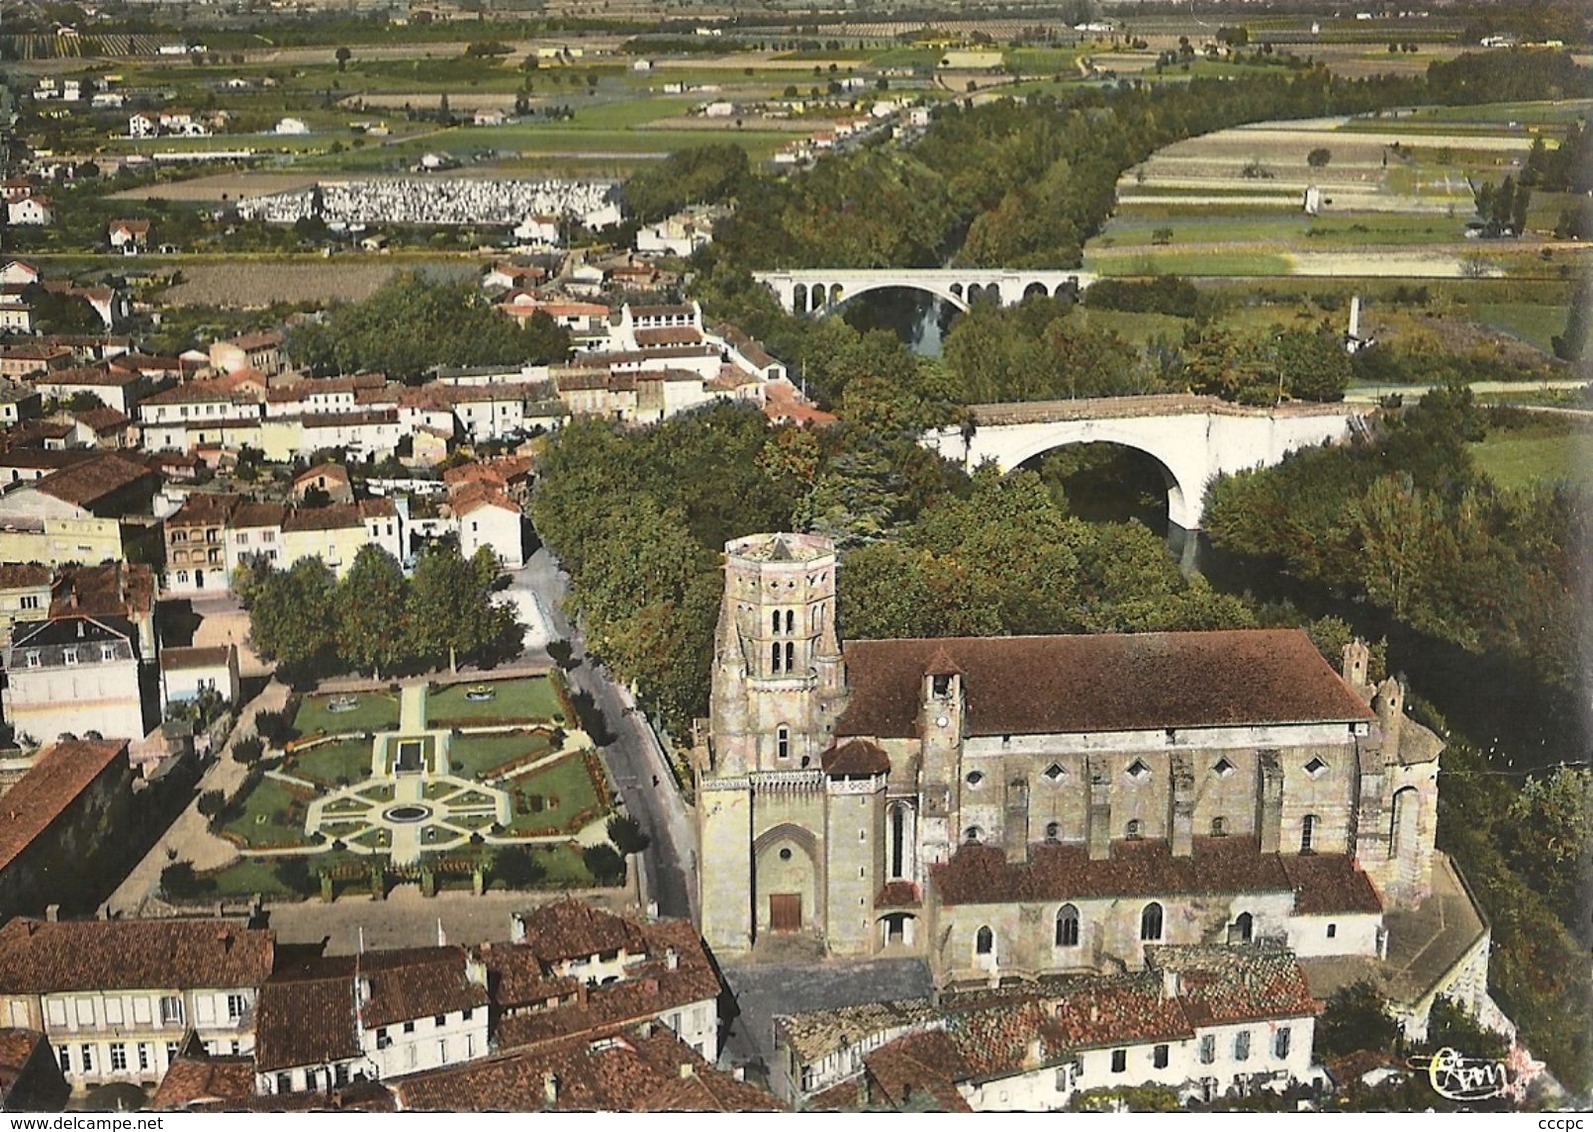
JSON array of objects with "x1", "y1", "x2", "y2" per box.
[
  {"x1": 923, "y1": 394, "x2": 1369, "y2": 531},
  {"x1": 753, "y1": 268, "x2": 1097, "y2": 315}
]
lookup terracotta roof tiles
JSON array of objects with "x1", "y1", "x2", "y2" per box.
[
  {"x1": 838, "y1": 630, "x2": 1374, "y2": 739},
  {"x1": 0, "y1": 913, "x2": 273, "y2": 994}
]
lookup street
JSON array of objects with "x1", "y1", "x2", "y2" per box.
[{"x1": 510, "y1": 546, "x2": 697, "y2": 921}]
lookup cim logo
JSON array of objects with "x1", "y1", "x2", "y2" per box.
[{"x1": 1411, "y1": 1045, "x2": 1546, "y2": 1103}]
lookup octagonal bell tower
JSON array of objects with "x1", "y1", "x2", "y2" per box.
[{"x1": 708, "y1": 533, "x2": 847, "y2": 776}]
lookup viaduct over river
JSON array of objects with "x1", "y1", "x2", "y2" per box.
[
  {"x1": 754, "y1": 267, "x2": 1096, "y2": 314},
  {"x1": 922, "y1": 394, "x2": 1369, "y2": 531}
]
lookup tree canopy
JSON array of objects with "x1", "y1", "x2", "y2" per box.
[
  {"x1": 238, "y1": 543, "x2": 522, "y2": 683},
  {"x1": 287, "y1": 271, "x2": 570, "y2": 381}
]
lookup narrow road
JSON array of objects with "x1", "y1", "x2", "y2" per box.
[
  {"x1": 1344, "y1": 378, "x2": 1588, "y2": 404},
  {"x1": 517, "y1": 547, "x2": 697, "y2": 922}
]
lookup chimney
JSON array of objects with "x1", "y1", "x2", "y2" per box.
[
  {"x1": 678, "y1": 1063, "x2": 695, "y2": 1080},
  {"x1": 732, "y1": 1066, "x2": 745, "y2": 1082},
  {"x1": 542, "y1": 1071, "x2": 559, "y2": 1106},
  {"x1": 1160, "y1": 968, "x2": 1180, "y2": 1000},
  {"x1": 665, "y1": 947, "x2": 678, "y2": 971},
  {"x1": 44, "y1": 905, "x2": 59, "y2": 923},
  {"x1": 1026, "y1": 1038, "x2": 1044, "y2": 1068}
]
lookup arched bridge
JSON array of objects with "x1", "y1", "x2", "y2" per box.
[
  {"x1": 753, "y1": 268, "x2": 1097, "y2": 315},
  {"x1": 923, "y1": 394, "x2": 1368, "y2": 531}
]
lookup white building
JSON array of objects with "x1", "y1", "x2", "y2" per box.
[
  {"x1": 2, "y1": 615, "x2": 145, "y2": 743},
  {"x1": 252, "y1": 946, "x2": 489, "y2": 1095},
  {"x1": 158, "y1": 644, "x2": 241, "y2": 714},
  {"x1": 7, "y1": 196, "x2": 55, "y2": 226}
]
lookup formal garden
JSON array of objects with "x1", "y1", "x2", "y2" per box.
[{"x1": 173, "y1": 672, "x2": 638, "y2": 904}]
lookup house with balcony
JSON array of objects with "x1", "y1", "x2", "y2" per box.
[
  {"x1": 161, "y1": 492, "x2": 237, "y2": 595},
  {"x1": 0, "y1": 917, "x2": 275, "y2": 1093}
]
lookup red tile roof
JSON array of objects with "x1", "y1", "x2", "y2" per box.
[
  {"x1": 1144, "y1": 945, "x2": 1320, "y2": 1028},
  {"x1": 33, "y1": 451, "x2": 152, "y2": 507},
  {"x1": 391, "y1": 1025, "x2": 782, "y2": 1112},
  {"x1": 51, "y1": 562, "x2": 155, "y2": 619},
  {"x1": 0, "y1": 740, "x2": 129, "y2": 875},
  {"x1": 930, "y1": 837, "x2": 1380, "y2": 915},
  {"x1": 513, "y1": 900, "x2": 648, "y2": 966},
  {"x1": 837, "y1": 630, "x2": 1374, "y2": 739},
  {"x1": 231, "y1": 501, "x2": 286, "y2": 529},
  {"x1": 861, "y1": 1030, "x2": 972, "y2": 1111},
  {"x1": 252, "y1": 976, "x2": 361, "y2": 1072},
  {"x1": 150, "y1": 1053, "x2": 257, "y2": 1109},
  {"x1": 821, "y1": 738, "x2": 890, "y2": 778},
  {"x1": 0, "y1": 914, "x2": 273, "y2": 994},
  {"x1": 0, "y1": 563, "x2": 51, "y2": 589}
]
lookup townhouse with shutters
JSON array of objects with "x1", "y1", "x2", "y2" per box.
[
  {"x1": 0, "y1": 918, "x2": 275, "y2": 1092},
  {"x1": 696, "y1": 532, "x2": 1496, "y2": 1050},
  {"x1": 252, "y1": 946, "x2": 491, "y2": 1096}
]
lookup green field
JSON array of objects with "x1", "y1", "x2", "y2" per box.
[
  {"x1": 503, "y1": 753, "x2": 604, "y2": 836},
  {"x1": 427, "y1": 675, "x2": 565, "y2": 727},
  {"x1": 292, "y1": 691, "x2": 401, "y2": 736},
  {"x1": 445, "y1": 730, "x2": 556, "y2": 780},
  {"x1": 1469, "y1": 424, "x2": 1593, "y2": 490},
  {"x1": 288, "y1": 738, "x2": 374, "y2": 788},
  {"x1": 1475, "y1": 302, "x2": 1572, "y2": 353},
  {"x1": 1085, "y1": 249, "x2": 1294, "y2": 276}
]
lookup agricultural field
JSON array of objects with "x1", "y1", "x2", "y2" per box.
[
  {"x1": 158, "y1": 258, "x2": 476, "y2": 306},
  {"x1": 1091, "y1": 102, "x2": 1592, "y2": 299}
]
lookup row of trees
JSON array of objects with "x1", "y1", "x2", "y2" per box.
[{"x1": 237, "y1": 543, "x2": 523, "y2": 684}]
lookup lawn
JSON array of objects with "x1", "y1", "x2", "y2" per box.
[
  {"x1": 1473, "y1": 302, "x2": 1571, "y2": 353},
  {"x1": 1066, "y1": 306, "x2": 1191, "y2": 346},
  {"x1": 485, "y1": 842, "x2": 608, "y2": 889},
  {"x1": 446, "y1": 730, "x2": 555, "y2": 780},
  {"x1": 220, "y1": 776, "x2": 316, "y2": 850},
  {"x1": 292, "y1": 691, "x2": 400, "y2": 736},
  {"x1": 1469, "y1": 425, "x2": 1593, "y2": 491},
  {"x1": 200, "y1": 857, "x2": 296, "y2": 899},
  {"x1": 288, "y1": 738, "x2": 373, "y2": 788},
  {"x1": 426, "y1": 676, "x2": 565, "y2": 727},
  {"x1": 502, "y1": 752, "x2": 604, "y2": 837}
]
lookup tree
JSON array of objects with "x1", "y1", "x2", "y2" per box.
[
  {"x1": 288, "y1": 273, "x2": 569, "y2": 381},
  {"x1": 275, "y1": 856, "x2": 312, "y2": 893},
  {"x1": 336, "y1": 546, "x2": 409, "y2": 679},
  {"x1": 232, "y1": 735, "x2": 264, "y2": 765},
  {"x1": 606, "y1": 814, "x2": 650, "y2": 856},
  {"x1": 335, "y1": 46, "x2": 351, "y2": 71},
  {"x1": 1316, "y1": 980, "x2": 1401, "y2": 1059},
  {"x1": 491, "y1": 845, "x2": 545, "y2": 888},
  {"x1": 197, "y1": 789, "x2": 225, "y2": 818},
  {"x1": 242, "y1": 557, "x2": 338, "y2": 682},
  {"x1": 582, "y1": 843, "x2": 626, "y2": 884},
  {"x1": 407, "y1": 544, "x2": 502, "y2": 672},
  {"x1": 1307, "y1": 147, "x2": 1332, "y2": 168}
]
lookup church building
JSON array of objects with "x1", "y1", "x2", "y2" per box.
[{"x1": 695, "y1": 532, "x2": 1447, "y2": 989}]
